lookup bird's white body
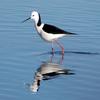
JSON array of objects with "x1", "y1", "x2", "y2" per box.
[{"x1": 35, "y1": 23, "x2": 66, "y2": 42}]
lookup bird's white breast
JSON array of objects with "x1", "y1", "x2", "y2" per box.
[{"x1": 35, "y1": 24, "x2": 43, "y2": 35}]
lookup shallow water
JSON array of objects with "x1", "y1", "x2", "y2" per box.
[{"x1": 0, "y1": 0, "x2": 100, "y2": 100}]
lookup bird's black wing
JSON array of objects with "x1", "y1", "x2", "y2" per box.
[{"x1": 43, "y1": 24, "x2": 76, "y2": 35}]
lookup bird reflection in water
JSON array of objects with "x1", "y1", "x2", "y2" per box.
[{"x1": 27, "y1": 56, "x2": 74, "y2": 93}]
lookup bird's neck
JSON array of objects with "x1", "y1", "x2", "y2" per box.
[{"x1": 34, "y1": 14, "x2": 41, "y2": 27}]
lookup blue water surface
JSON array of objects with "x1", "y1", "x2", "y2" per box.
[{"x1": 0, "y1": 0, "x2": 100, "y2": 100}]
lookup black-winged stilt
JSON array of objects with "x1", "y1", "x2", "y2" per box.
[{"x1": 22, "y1": 11, "x2": 76, "y2": 55}]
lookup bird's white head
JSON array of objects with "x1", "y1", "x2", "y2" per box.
[
  {"x1": 22, "y1": 10, "x2": 41, "y2": 26},
  {"x1": 31, "y1": 11, "x2": 41, "y2": 26},
  {"x1": 31, "y1": 11, "x2": 39, "y2": 20}
]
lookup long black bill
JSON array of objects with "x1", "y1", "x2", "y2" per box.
[{"x1": 22, "y1": 17, "x2": 31, "y2": 23}]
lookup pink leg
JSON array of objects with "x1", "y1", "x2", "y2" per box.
[{"x1": 55, "y1": 40, "x2": 64, "y2": 55}]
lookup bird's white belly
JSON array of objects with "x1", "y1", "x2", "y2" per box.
[{"x1": 40, "y1": 30, "x2": 66, "y2": 42}]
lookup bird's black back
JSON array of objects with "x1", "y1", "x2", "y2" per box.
[{"x1": 43, "y1": 24, "x2": 76, "y2": 35}]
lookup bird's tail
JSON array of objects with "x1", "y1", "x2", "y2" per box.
[{"x1": 67, "y1": 31, "x2": 77, "y2": 35}]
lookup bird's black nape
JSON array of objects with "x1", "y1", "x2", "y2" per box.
[{"x1": 37, "y1": 13, "x2": 41, "y2": 26}]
